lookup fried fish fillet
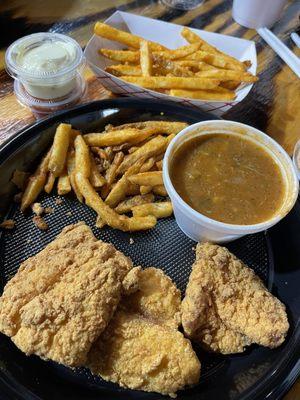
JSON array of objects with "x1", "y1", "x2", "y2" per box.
[
  {"x1": 182, "y1": 243, "x2": 289, "y2": 354},
  {"x1": 0, "y1": 222, "x2": 132, "y2": 366},
  {"x1": 122, "y1": 267, "x2": 182, "y2": 329},
  {"x1": 88, "y1": 268, "x2": 200, "y2": 397}
]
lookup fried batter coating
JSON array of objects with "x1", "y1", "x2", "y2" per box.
[
  {"x1": 182, "y1": 243, "x2": 289, "y2": 354},
  {"x1": 0, "y1": 222, "x2": 132, "y2": 366},
  {"x1": 122, "y1": 267, "x2": 181, "y2": 329},
  {"x1": 88, "y1": 311, "x2": 200, "y2": 397}
]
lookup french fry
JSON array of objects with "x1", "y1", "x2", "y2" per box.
[
  {"x1": 169, "y1": 88, "x2": 236, "y2": 101},
  {"x1": 140, "y1": 157, "x2": 156, "y2": 173},
  {"x1": 140, "y1": 40, "x2": 153, "y2": 77},
  {"x1": 95, "y1": 215, "x2": 106, "y2": 229},
  {"x1": 105, "y1": 146, "x2": 114, "y2": 162},
  {"x1": 121, "y1": 76, "x2": 220, "y2": 90},
  {"x1": 174, "y1": 60, "x2": 216, "y2": 71},
  {"x1": 99, "y1": 49, "x2": 140, "y2": 63},
  {"x1": 67, "y1": 149, "x2": 83, "y2": 203},
  {"x1": 221, "y1": 81, "x2": 241, "y2": 90},
  {"x1": 196, "y1": 69, "x2": 258, "y2": 82},
  {"x1": 128, "y1": 146, "x2": 139, "y2": 154},
  {"x1": 105, "y1": 151, "x2": 124, "y2": 186},
  {"x1": 94, "y1": 22, "x2": 166, "y2": 51},
  {"x1": 153, "y1": 43, "x2": 200, "y2": 60},
  {"x1": 111, "y1": 143, "x2": 132, "y2": 152},
  {"x1": 84, "y1": 128, "x2": 155, "y2": 147},
  {"x1": 181, "y1": 27, "x2": 249, "y2": 71},
  {"x1": 156, "y1": 160, "x2": 163, "y2": 170},
  {"x1": 132, "y1": 201, "x2": 173, "y2": 218},
  {"x1": 106, "y1": 64, "x2": 142, "y2": 76},
  {"x1": 140, "y1": 185, "x2": 152, "y2": 195},
  {"x1": 57, "y1": 168, "x2": 71, "y2": 195},
  {"x1": 48, "y1": 123, "x2": 71, "y2": 177},
  {"x1": 44, "y1": 172, "x2": 56, "y2": 194},
  {"x1": 69, "y1": 129, "x2": 81, "y2": 145},
  {"x1": 115, "y1": 194, "x2": 155, "y2": 214},
  {"x1": 76, "y1": 173, "x2": 157, "y2": 232},
  {"x1": 91, "y1": 147, "x2": 109, "y2": 160},
  {"x1": 126, "y1": 182, "x2": 140, "y2": 196},
  {"x1": 166, "y1": 133, "x2": 175, "y2": 145},
  {"x1": 128, "y1": 171, "x2": 163, "y2": 187},
  {"x1": 153, "y1": 185, "x2": 167, "y2": 196},
  {"x1": 74, "y1": 135, "x2": 90, "y2": 178},
  {"x1": 154, "y1": 55, "x2": 194, "y2": 77},
  {"x1": 20, "y1": 149, "x2": 51, "y2": 211},
  {"x1": 90, "y1": 154, "x2": 106, "y2": 188},
  {"x1": 117, "y1": 136, "x2": 167, "y2": 175},
  {"x1": 108, "y1": 121, "x2": 187, "y2": 135},
  {"x1": 105, "y1": 158, "x2": 146, "y2": 207}
]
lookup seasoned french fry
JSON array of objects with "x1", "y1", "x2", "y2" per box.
[
  {"x1": 105, "y1": 151, "x2": 124, "y2": 186},
  {"x1": 105, "y1": 158, "x2": 145, "y2": 207},
  {"x1": 117, "y1": 136, "x2": 167, "y2": 175},
  {"x1": 140, "y1": 185, "x2": 152, "y2": 195},
  {"x1": 44, "y1": 172, "x2": 56, "y2": 194},
  {"x1": 105, "y1": 146, "x2": 114, "y2": 162},
  {"x1": 106, "y1": 64, "x2": 142, "y2": 76},
  {"x1": 69, "y1": 129, "x2": 81, "y2": 145},
  {"x1": 74, "y1": 135, "x2": 90, "y2": 178},
  {"x1": 156, "y1": 160, "x2": 163, "y2": 170},
  {"x1": 57, "y1": 168, "x2": 71, "y2": 195},
  {"x1": 48, "y1": 123, "x2": 71, "y2": 177},
  {"x1": 169, "y1": 88, "x2": 236, "y2": 101},
  {"x1": 140, "y1": 157, "x2": 156, "y2": 173},
  {"x1": 99, "y1": 49, "x2": 140, "y2": 63},
  {"x1": 76, "y1": 172, "x2": 157, "y2": 231},
  {"x1": 111, "y1": 143, "x2": 132, "y2": 152},
  {"x1": 121, "y1": 76, "x2": 220, "y2": 90},
  {"x1": 115, "y1": 194, "x2": 155, "y2": 214},
  {"x1": 90, "y1": 154, "x2": 106, "y2": 188},
  {"x1": 221, "y1": 81, "x2": 241, "y2": 90},
  {"x1": 128, "y1": 146, "x2": 139, "y2": 154},
  {"x1": 153, "y1": 43, "x2": 200, "y2": 60},
  {"x1": 91, "y1": 147, "x2": 109, "y2": 160},
  {"x1": 153, "y1": 185, "x2": 167, "y2": 197},
  {"x1": 140, "y1": 40, "x2": 153, "y2": 77},
  {"x1": 196, "y1": 69, "x2": 258, "y2": 82},
  {"x1": 95, "y1": 215, "x2": 106, "y2": 229},
  {"x1": 67, "y1": 149, "x2": 83, "y2": 203},
  {"x1": 128, "y1": 171, "x2": 163, "y2": 187},
  {"x1": 84, "y1": 128, "x2": 156, "y2": 147},
  {"x1": 181, "y1": 27, "x2": 249, "y2": 71},
  {"x1": 174, "y1": 60, "x2": 216, "y2": 71},
  {"x1": 108, "y1": 121, "x2": 187, "y2": 135},
  {"x1": 154, "y1": 55, "x2": 194, "y2": 77},
  {"x1": 94, "y1": 22, "x2": 166, "y2": 51},
  {"x1": 21, "y1": 149, "x2": 51, "y2": 211},
  {"x1": 132, "y1": 201, "x2": 173, "y2": 218},
  {"x1": 166, "y1": 134, "x2": 176, "y2": 146},
  {"x1": 126, "y1": 182, "x2": 140, "y2": 196}
]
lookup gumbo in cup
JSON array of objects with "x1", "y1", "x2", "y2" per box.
[{"x1": 163, "y1": 120, "x2": 299, "y2": 243}]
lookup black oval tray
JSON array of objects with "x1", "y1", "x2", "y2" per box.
[{"x1": 0, "y1": 98, "x2": 299, "y2": 400}]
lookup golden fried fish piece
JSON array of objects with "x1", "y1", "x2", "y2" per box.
[
  {"x1": 182, "y1": 243, "x2": 289, "y2": 354},
  {"x1": 0, "y1": 222, "x2": 132, "y2": 366}
]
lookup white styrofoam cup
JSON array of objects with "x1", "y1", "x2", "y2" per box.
[{"x1": 163, "y1": 120, "x2": 299, "y2": 243}]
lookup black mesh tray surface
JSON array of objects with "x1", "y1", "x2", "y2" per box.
[{"x1": 0, "y1": 99, "x2": 299, "y2": 400}]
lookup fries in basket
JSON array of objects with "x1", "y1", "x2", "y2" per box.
[
  {"x1": 20, "y1": 121, "x2": 187, "y2": 232},
  {"x1": 95, "y1": 23, "x2": 258, "y2": 101}
]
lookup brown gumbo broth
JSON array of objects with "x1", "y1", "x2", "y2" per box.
[{"x1": 170, "y1": 133, "x2": 285, "y2": 225}]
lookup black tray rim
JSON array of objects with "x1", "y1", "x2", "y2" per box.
[{"x1": 0, "y1": 98, "x2": 299, "y2": 400}]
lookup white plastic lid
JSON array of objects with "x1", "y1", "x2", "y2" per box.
[{"x1": 5, "y1": 32, "x2": 84, "y2": 83}]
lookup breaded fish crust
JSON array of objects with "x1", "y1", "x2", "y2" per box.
[
  {"x1": 0, "y1": 222, "x2": 132, "y2": 366},
  {"x1": 88, "y1": 311, "x2": 200, "y2": 397},
  {"x1": 122, "y1": 267, "x2": 181, "y2": 329},
  {"x1": 182, "y1": 243, "x2": 289, "y2": 354},
  {"x1": 88, "y1": 268, "x2": 200, "y2": 396}
]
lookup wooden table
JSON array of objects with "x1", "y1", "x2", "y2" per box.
[{"x1": 0, "y1": 1, "x2": 299, "y2": 398}]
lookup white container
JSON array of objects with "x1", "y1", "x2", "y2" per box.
[
  {"x1": 163, "y1": 120, "x2": 299, "y2": 243},
  {"x1": 84, "y1": 11, "x2": 257, "y2": 117},
  {"x1": 232, "y1": 0, "x2": 288, "y2": 29}
]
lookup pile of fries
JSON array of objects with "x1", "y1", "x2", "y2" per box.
[
  {"x1": 20, "y1": 121, "x2": 187, "y2": 232},
  {"x1": 95, "y1": 23, "x2": 258, "y2": 101}
]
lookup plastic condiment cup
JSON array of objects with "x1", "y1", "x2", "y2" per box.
[{"x1": 163, "y1": 120, "x2": 299, "y2": 243}]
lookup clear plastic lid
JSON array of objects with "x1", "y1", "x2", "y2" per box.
[
  {"x1": 293, "y1": 139, "x2": 300, "y2": 180},
  {"x1": 5, "y1": 32, "x2": 84, "y2": 83}
]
